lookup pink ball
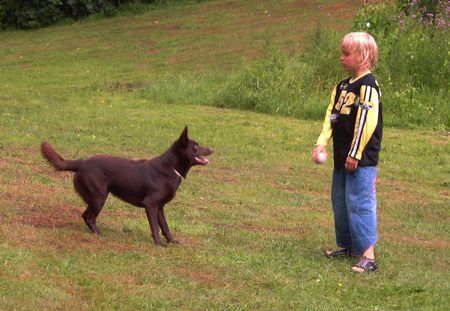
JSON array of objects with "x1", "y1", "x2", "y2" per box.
[{"x1": 317, "y1": 152, "x2": 327, "y2": 164}]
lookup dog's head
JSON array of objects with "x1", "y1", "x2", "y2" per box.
[{"x1": 176, "y1": 126, "x2": 213, "y2": 166}]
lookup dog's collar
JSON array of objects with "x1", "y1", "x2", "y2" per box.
[{"x1": 173, "y1": 169, "x2": 183, "y2": 179}]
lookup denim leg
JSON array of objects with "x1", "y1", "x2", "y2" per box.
[
  {"x1": 332, "y1": 169, "x2": 352, "y2": 248},
  {"x1": 345, "y1": 166, "x2": 378, "y2": 254}
]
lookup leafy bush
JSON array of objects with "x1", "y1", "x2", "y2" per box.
[
  {"x1": 0, "y1": 0, "x2": 63, "y2": 29},
  {"x1": 0, "y1": 0, "x2": 208, "y2": 29},
  {"x1": 353, "y1": 2, "x2": 397, "y2": 39},
  {"x1": 353, "y1": 0, "x2": 449, "y2": 128},
  {"x1": 60, "y1": 0, "x2": 117, "y2": 19},
  {"x1": 353, "y1": 0, "x2": 449, "y2": 88}
]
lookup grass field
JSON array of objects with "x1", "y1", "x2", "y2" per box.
[{"x1": 1, "y1": 0, "x2": 449, "y2": 310}]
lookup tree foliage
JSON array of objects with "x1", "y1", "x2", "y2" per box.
[{"x1": 0, "y1": 0, "x2": 204, "y2": 29}]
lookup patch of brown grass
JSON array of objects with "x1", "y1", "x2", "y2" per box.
[
  {"x1": 135, "y1": 0, "x2": 361, "y2": 70},
  {"x1": 378, "y1": 177, "x2": 437, "y2": 206},
  {"x1": 385, "y1": 233, "x2": 450, "y2": 250},
  {"x1": 174, "y1": 266, "x2": 221, "y2": 287},
  {"x1": 238, "y1": 222, "x2": 307, "y2": 236}
]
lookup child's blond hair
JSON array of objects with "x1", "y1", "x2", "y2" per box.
[{"x1": 341, "y1": 32, "x2": 379, "y2": 71}]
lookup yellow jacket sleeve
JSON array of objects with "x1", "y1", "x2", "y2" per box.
[
  {"x1": 316, "y1": 87, "x2": 336, "y2": 146},
  {"x1": 349, "y1": 85, "x2": 380, "y2": 160}
]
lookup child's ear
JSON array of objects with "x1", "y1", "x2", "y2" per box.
[{"x1": 178, "y1": 126, "x2": 189, "y2": 147}]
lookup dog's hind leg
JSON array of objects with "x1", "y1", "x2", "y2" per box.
[
  {"x1": 158, "y1": 206, "x2": 179, "y2": 244},
  {"x1": 81, "y1": 201, "x2": 106, "y2": 235},
  {"x1": 74, "y1": 172, "x2": 108, "y2": 235}
]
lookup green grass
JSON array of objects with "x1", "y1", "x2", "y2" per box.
[{"x1": 0, "y1": 0, "x2": 449, "y2": 310}]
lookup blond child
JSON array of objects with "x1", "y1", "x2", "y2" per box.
[{"x1": 312, "y1": 32, "x2": 382, "y2": 273}]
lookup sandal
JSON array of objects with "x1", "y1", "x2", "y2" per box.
[
  {"x1": 324, "y1": 248, "x2": 353, "y2": 258},
  {"x1": 351, "y1": 257, "x2": 378, "y2": 273}
]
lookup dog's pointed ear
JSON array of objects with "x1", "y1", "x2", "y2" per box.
[{"x1": 178, "y1": 126, "x2": 189, "y2": 147}]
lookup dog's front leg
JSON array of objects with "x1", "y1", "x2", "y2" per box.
[
  {"x1": 158, "y1": 206, "x2": 180, "y2": 244},
  {"x1": 144, "y1": 206, "x2": 164, "y2": 246}
]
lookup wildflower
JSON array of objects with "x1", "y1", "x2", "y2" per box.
[{"x1": 366, "y1": 22, "x2": 371, "y2": 28}]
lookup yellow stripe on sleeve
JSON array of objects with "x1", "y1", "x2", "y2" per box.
[{"x1": 349, "y1": 86, "x2": 379, "y2": 159}]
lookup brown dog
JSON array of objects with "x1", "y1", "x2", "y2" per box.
[{"x1": 41, "y1": 127, "x2": 213, "y2": 246}]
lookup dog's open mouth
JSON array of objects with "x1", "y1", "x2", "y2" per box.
[{"x1": 195, "y1": 156, "x2": 209, "y2": 165}]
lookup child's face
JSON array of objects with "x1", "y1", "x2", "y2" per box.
[{"x1": 340, "y1": 47, "x2": 362, "y2": 74}]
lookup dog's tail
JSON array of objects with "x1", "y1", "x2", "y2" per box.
[{"x1": 41, "y1": 142, "x2": 81, "y2": 172}]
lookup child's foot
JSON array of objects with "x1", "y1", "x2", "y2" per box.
[
  {"x1": 324, "y1": 248, "x2": 353, "y2": 258},
  {"x1": 351, "y1": 257, "x2": 378, "y2": 273}
]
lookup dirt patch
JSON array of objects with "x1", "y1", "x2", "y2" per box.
[
  {"x1": 105, "y1": 81, "x2": 147, "y2": 93},
  {"x1": 427, "y1": 135, "x2": 449, "y2": 146},
  {"x1": 1, "y1": 144, "x2": 73, "y2": 180},
  {"x1": 378, "y1": 178, "x2": 434, "y2": 206},
  {"x1": 175, "y1": 266, "x2": 220, "y2": 286},
  {"x1": 199, "y1": 165, "x2": 240, "y2": 184},
  {"x1": 1, "y1": 220, "x2": 163, "y2": 257},
  {"x1": 0, "y1": 169, "x2": 79, "y2": 223},
  {"x1": 241, "y1": 222, "x2": 307, "y2": 235},
  {"x1": 386, "y1": 233, "x2": 450, "y2": 249},
  {"x1": 214, "y1": 222, "x2": 309, "y2": 237},
  {"x1": 18, "y1": 204, "x2": 82, "y2": 229}
]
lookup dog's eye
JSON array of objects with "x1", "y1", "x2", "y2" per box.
[{"x1": 193, "y1": 144, "x2": 198, "y2": 150}]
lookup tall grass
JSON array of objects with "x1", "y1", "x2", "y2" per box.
[
  {"x1": 140, "y1": 29, "x2": 344, "y2": 121},
  {"x1": 211, "y1": 15, "x2": 449, "y2": 128},
  {"x1": 353, "y1": 1, "x2": 449, "y2": 129},
  {"x1": 211, "y1": 29, "x2": 342, "y2": 121},
  {"x1": 140, "y1": 1, "x2": 449, "y2": 129}
]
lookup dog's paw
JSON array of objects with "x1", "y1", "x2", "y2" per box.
[
  {"x1": 168, "y1": 239, "x2": 180, "y2": 244},
  {"x1": 155, "y1": 242, "x2": 167, "y2": 248}
]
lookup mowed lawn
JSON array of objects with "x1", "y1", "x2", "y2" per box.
[{"x1": 0, "y1": 0, "x2": 449, "y2": 310}]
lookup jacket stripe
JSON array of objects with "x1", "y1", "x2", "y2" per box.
[
  {"x1": 365, "y1": 86, "x2": 371, "y2": 102},
  {"x1": 350, "y1": 108, "x2": 368, "y2": 157}
]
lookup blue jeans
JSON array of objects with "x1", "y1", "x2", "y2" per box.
[{"x1": 331, "y1": 167, "x2": 378, "y2": 254}]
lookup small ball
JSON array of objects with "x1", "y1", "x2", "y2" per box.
[{"x1": 316, "y1": 152, "x2": 327, "y2": 164}]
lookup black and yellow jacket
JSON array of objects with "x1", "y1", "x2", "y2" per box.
[{"x1": 317, "y1": 72, "x2": 383, "y2": 168}]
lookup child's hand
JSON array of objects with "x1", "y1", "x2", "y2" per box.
[
  {"x1": 312, "y1": 145, "x2": 327, "y2": 164},
  {"x1": 345, "y1": 156, "x2": 359, "y2": 172}
]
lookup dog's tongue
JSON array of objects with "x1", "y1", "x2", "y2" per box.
[{"x1": 196, "y1": 156, "x2": 209, "y2": 165}]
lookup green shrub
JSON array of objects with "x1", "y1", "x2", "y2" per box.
[
  {"x1": 353, "y1": 2, "x2": 398, "y2": 39},
  {"x1": 353, "y1": 0, "x2": 449, "y2": 90},
  {"x1": 0, "y1": 0, "x2": 63, "y2": 29},
  {"x1": 212, "y1": 30, "x2": 341, "y2": 121},
  {"x1": 0, "y1": 0, "x2": 114, "y2": 29},
  {"x1": 0, "y1": 0, "x2": 209, "y2": 29},
  {"x1": 352, "y1": 0, "x2": 449, "y2": 128},
  {"x1": 61, "y1": 0, "x2": 117, "y2": 19}
]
